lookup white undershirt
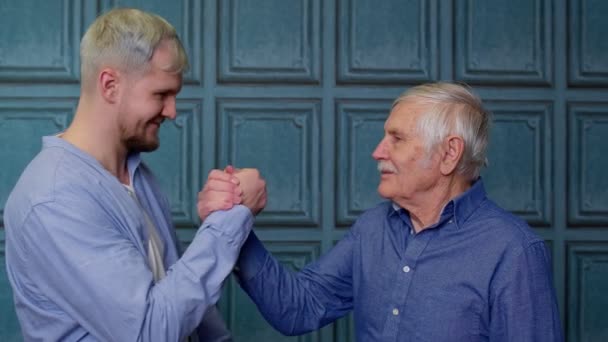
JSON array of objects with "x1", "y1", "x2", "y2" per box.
[
  {"x1": 124, "y1": 180, "x2": 199, "y2": 341},
  {"x1": 124, "y1": 183, "x2": 166, "y2": 283}
]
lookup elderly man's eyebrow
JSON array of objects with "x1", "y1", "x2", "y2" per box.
[{"x1": 386, "y1": 127, "x2": 408, "y2": 138}]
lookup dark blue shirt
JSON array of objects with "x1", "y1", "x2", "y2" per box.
[{"x1": 235, "y1": 180, "x2": 563, "y2": 341}]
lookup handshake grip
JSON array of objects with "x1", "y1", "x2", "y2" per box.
[
  {"x1": 232, "y1": 168, "x2": 267, "y2": 215},
  {"x1": 197, "y1": 167, "x2": 267, "y2": 222}
]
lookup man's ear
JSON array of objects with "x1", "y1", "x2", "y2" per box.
[
  {"x1": 98, "y1": 68, "x2": 120, "y2": 103},
  {"x1": 439, "y1": 135, "x2": 464, "y2": 175}
]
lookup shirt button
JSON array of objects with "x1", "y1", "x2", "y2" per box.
[
  {"x1": 448, "y1": 219, "x2": 453, "y2": 223},
  {"x1": 402, "y1": 265, "x2": 411, "y2": 273},
  {"x1": 392, "y1": 308, "x2": 399, "y2": 316}
]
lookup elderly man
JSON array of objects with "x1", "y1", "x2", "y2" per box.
[{"x1": 231, "y1": 83, "x2": 563, "y2": 341}]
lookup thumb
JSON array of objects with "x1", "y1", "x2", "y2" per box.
[{"x1": 224, "y1": 165, "x2": 235, "y2": 174}]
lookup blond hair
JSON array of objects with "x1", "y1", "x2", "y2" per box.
[
  {"x1": 80, "y1": 8, "x2": 189, "y2": 88},
  {"x1": 393, "y1": 82, "x2": 491, "y2": 181}
]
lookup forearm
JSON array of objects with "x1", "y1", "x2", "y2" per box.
[
  {"x1": 235, "y1": 233, "x2": 352, "y2": 335},
  {"x1": 144, "y1": 205, "x2": 253, "y2": 340},
  {"x1": 21, "y1": 203, "x2": 252, "y2": 342}
]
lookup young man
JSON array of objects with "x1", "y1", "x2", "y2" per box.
[
  {"x1": 4, "y1": 8, "x2": 265, "y2": 341},
  {"x1": 232, "y1": 83, "x2": 563, "y2": 341}
]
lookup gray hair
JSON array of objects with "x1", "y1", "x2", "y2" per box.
[
  {"x1": 392, "y1": 82, "x2": 491, "y2": 181},
  {"x1": 80, "y1": 8, "x2": 189, "y2": 88}
]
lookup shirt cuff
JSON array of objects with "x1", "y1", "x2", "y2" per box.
[
  {"x1": 234, "y1": 231, "x2": 267, "y2": 282},
  {"x1": 199, "y1": 205, "x2": 254, "y2": 245}
]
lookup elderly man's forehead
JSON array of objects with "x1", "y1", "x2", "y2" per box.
[{"x1": 388, "y1": 100, "x2": 423, "y2": 121}]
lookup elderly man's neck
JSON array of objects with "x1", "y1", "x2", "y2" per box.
[{"x1": 396, "y1": 176, "x2": 471, "y2": 233}]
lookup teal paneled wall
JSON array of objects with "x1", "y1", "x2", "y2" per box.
[{"x1": 1, "y1": 1, "x2": 607, "y2": 341}]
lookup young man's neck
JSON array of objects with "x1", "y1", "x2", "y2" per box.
[{"x1": 62, "y1": 100, "x2": 130, "y2": 184}]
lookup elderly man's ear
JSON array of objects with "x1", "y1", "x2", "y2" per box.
[{"x1": 439, "y1": 135, "x2": 464, "y2": 175}]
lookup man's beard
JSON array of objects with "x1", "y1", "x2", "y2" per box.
[
  {"x1": 121, "y1": 121, "x2": 161, "y2": 153},
  {"x1": 124, "y1": 135, "x2": 159, "y2": 153}
]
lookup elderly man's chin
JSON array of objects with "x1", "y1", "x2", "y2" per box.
[{"x1": 377, "y1": 182, "x2": 394, "y2": 200}]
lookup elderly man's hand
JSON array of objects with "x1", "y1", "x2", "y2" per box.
[{"x1": 232, "y1": 168, "x2": 267, "y2": 216}]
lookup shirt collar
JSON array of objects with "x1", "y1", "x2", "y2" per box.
[
  {"x1": 43, "y1": 135, "x2": 102, "y2": 171},
  {"x1": 443, "y1": 178, "x2": 487, "y2": 229},
  {"x1": 388, "y1": 178, "x2": 487, "y2": 230},
  {"x1": 126, "y1": 152, "x2": 142, "y2": 182},
  {"x1": 43, "y1": 135, "x2": 143, "y2": 182}
]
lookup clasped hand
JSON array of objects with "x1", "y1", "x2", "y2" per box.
[{"x1": 197, "y1": 166, "x2": 267, "y2": 221}]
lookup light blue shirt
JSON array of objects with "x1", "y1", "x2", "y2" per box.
[{"x1": 4, "y1": 136, "x2": 251, "y2": 341}]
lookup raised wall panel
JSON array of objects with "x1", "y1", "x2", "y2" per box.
[
  {"x1": 336, "y1": 100, "x2": 388, "y2": 226},
  {"x1": 224, "y1": 241, "x2": 321, "y2": 341},
  {"x1": 0, "y1": 0, "x2": 82, "y2": 82},
  {"x1": 481, "y1": 101, "x2": 552, "y2": 226},
  {"x1": 1, "y1": 1, "x2": 606, "y2": 340},
  {"x1": 334, "y1": 313, "x2": 355, "y2": 342},
  {"x1": 100, "y1": 0, "x2": 203, "y2": 84},
  {"x1": 219, "y1": 0, "x2": 320, "y2": 83},
  {"x1": 0, "y1": 99, "x2": 76, "y2": 224},
  {"x1": 567, "y1": 243, "x2": 608, "y2": 342},
  {"x1": 141, "y1": 100, "x2": 201, "y2": 226},
  {"x1": 337, "y1": 0, "x2": 438, "y2": 84},
  {"x1": 0, "y1": 233, "x2": 22, "y2": 341},
  {"x1": 218, "y1": 100, "x2": 320, "y2": 226},
  {"x1": 569, "y1": 0, "x2": 608, "y2": 85},
  {"x1": 455, "y1": 0, "x2": 552, "y2": 85},
  {"x1": 568, "y1": 103, "x2": 608, "y2": 226}
]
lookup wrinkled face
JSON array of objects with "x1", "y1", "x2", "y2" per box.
[
  {"x1": 117, "y1": 41, "x2": 182, "y2": 152},
  {"x1": 372, "y1": 99, "x2": 442, "y2": 202}
]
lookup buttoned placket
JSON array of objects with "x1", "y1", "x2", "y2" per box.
[{"x1": 382, "y1": 211, "x2": 435, "y2": 340}]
